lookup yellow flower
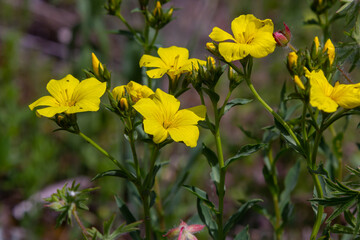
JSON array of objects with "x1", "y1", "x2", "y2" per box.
[
  {"x1": 139, "y1": 46, "x2": 206, "y2": 80},
  {"x1": 112, "y1": 81, "x2": 154, "y2": 103},
  {"x1": 133, "y1": 89, "x2": 206, "y2": 147},
  {"x1": 92, "y1": 53, "x2": 104, "y2": 77},
  {"x1": 209, "y1": 14, "x2": 276, "y2": 62},
  {"x1": 29, "y1": 75, "x2": 106, "y2": 117},
  {"x1": 306, "y1": 69, "x2": 360, "y2": 112},
  {"x1": 293, "y1": 75, "x2": 305, "y2": 90},
  {"x1": 323, "y1": 39, "x2": 335, "y2": 66}
]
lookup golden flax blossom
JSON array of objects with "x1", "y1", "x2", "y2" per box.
[
  {"x1": 139, "y1": 46, "x2": 206, "y2": 80},
  {"x1": 112, "y1": 81, "x2": 154, "y2": 103},
  {"x1": 306, "y1": 69, "x2": 360, "y2": 112},
  {"x1": 29, "y1": 75, "x2": 106, "y2": 117},
  {"x1": 133, "y1": 89, "x2": 206, "y2": 147},
  {"x1": 209, "y1": 14, "x2": 276, "y2": 62}
]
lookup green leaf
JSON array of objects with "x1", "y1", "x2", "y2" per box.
[
  {"x1": 234, "y1": 225, "x2": 250, "y2": 240},
  {"x1": 326, "y1": 198, "x2": 357, "y2": 223},
  {"x1": 330, "y1": 224, "x2": 360, "y2": 235},
  {"x1": 279, "y1": 159, "x2": 301, "y2": 213},
  {"x1": 183, "y1": 185, "x2": 215, "y2": 209},
  {"x1": 202, "y1": 143, "x2": 218, "y2": 166},
  {"x1": 224, "y1": 144, "x2": 265, "y2": 168},
  {"x1": 202, "y1": 87, "x2": 220, "y2": 103},
  {"x1": 198, "y1": 120, "x2": 215, "y2": 132},
  {"x1": 274, "y1": 117, "x2": 305, "y2": 157},
  {"x1": 223, "y1": 98, "x2": 253, "y2": 115},
  {"x1": 197, "y1": 199, "x2": 218, "y2": 238},
  {"x1": 223, "y1": 199, "x2": 262, "y2": 235},
  {"x1": 114, "y1": 196, "x2": 141, "y2": 240},
  {"x1": 92, "y1": 170, "x2": 129, "y2": 181}
]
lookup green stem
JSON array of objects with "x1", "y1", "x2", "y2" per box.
[
  {"x1": 142, "y1": 144, "x2": 159, "y2": 240},
  {"x1": 78, "y1": 132, "x2": 122, "y2": 169},
  {"x1": 228, "y1": 61, "x2": 302, "y2": 149},
  {"x1": 72, "y1": 204, "x2": 90, "y2": 240},
  {"x1": 211, "y1": 95, "x2": 226, "y2": 240},
  {"x1": 115, "y1": 13, "x2": 142, "y2": 43},
  {"x1": 310, "y1": 173, "x2": 324, "y2": 240}
]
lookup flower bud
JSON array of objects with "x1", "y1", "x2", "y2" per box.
[
  {"x1": 120, "y1": 98, "x2": 129, "y2": 111},
  {"x1": 153, "y1": 1, "x2": 162, "y2": 17},
  {"x1": 92, "y1": 53, "x2": 104, "y2": 78},
  {"x1": 104, "y1": 0, "x2": 122, "y2": 15},
  {"x1": 206, "y1": 56, "x2": 216, "y2": 70},
  {"x1": 287, "y1": 52, "x2": 298, "y2": 70},
  {"x1": 323, "y1": 39, "x2": 335, "y2": 66},
  {"x1": 293, "y1": 75, "x2": 305, "y2": 90},
  {"x1": 273, "y1": 23, "x2": 291, "y2": 47},
  {"x1": 314, "y1": 36, "x2": 320, "y2": 54}
]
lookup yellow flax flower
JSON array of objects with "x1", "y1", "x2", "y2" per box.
[
  {"x1": 306, "y1": 69, "x2": 360, "y2": 112},
  {"x1": 133, "y1": 89, "x2": 206, "y2": 147},
  {"x1": 209, "y1": 14, "x2": 276, "y2": 62},
  {"x1": 323, "y1": 39, "x2": 335, "y2": 66},
  {"x1": 112, "y1": 81, "x2": 154, "y2": 103},
  {"x1": 139, "y1": 46, "x2": 206, "y2": 80},
  {"x1": 29, "y1": 75, "x2": 106, "y2": 117}
]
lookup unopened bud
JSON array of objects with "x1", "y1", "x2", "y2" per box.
[
  {"x1": 314, "y1": 36, "x2": 320, "y2": 54},
  {"x1": 207, "y1": 56, "x2": 216, "y2": 70},
  {"x1": 323, "y1": 39, "x2": 335, "y2": 66},
  {"x1": 287, "y1": 52, "x2": 298, "y2": 70},
  {"x1": 293, "y1": 75, "x2": 305, "y2": 90},
  {"x1": 153, "y1": 1, "x2": 162, "y2": 17},
  {"x1": 273, "y1": 23, "x2": 291, "y2": 47},
  {"x1": 120, "y1": 98, "x2": 129, "y2": 110},
  {"x1": 92, "y1": 53, "x2": 104, "y2": 78}
]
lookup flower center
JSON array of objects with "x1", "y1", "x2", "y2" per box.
[
  {"x1": 163, "y1": 119, "x2": 172, "y2": 129},
  {"x1": 169, "y1": 54, "x2": 180, "y2": 70},
  {"x1": 237, "y1": 32, "x2": 255, "y2": 44}
]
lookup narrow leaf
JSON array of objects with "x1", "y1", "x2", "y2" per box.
[
  {"x1": 223, "y1": 98, "x2": 253, "y2": 114},
  {"x1": 234, "y1": 225, "x2": 250, "y2": 240},
  {"x1": 224, "y1": 144, "x2": 265, "y2": 168}
]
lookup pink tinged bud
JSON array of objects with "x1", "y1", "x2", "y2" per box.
[
  {"x1": 283, "y1": 23, "x2": 291, "y2": 41},
  {"x1": 273, "y1": 32, "x2": 289, "y2": 47},
  {"x1": 273, "y1": 23, "x2": 291, "y2": 47}
]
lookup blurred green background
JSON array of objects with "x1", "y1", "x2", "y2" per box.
[{"x1": 0, "y1": 0, "x2": 358, "y2": 239}]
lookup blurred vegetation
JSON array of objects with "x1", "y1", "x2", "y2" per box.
[{"x1": 0, "y1": 0, "x2": 358, "y2": 239}]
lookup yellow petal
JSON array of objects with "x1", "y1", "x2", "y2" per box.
[
  {"x1": 168, "y1": 125, "x2": 200, "y2": 147},
  {"x1": 146, "y1": 68, "x2": 168, "y2": 78},
  {"x1": 139, "y1": 54, "x2": 167, "y2": 68},
  {"x1": 247, "y1": 32, "x2": 276, "y2": 58},
  {"x1": 46, "y1": 75, "x2": 79, "y2": 104},
  {"x1": 29, "y1": 96, "x2": 59, "y2": 110},
  {"x1": 218, "y1": 42, "x2": 249, "y2": 62},
  {"x1": 72, "y1": 77, "x2": 107, "y2": 104},
  {"x1": 209, "y1": 27, "x2": 236, "y2": 42},
  {"x1": 158, "y1": 46, "x2": 189, "y2": 67},
  {"x1": 133, "y1": 98, "x2": 163, "y2": 123},
  {"x1": 307, "y1": 70, "x2": 338, "y2": 112},
  {"x1": 36, "y1": 106, "x2": 69, "y2": 118},
  {"x1": 112, "y1": 85, "x2": 126, "y2": 101},
  {"x1": 143, "y1": 118, "x2": 169, "y2": 143},
  {"x1": 67, "y1": 98, "x2": 101, "y2": 114},
  {"x1": 331, "y1": 82, "x2": 360, "y2": 109},
  {"x1": 153, "y1": 89, "x2": 180, "y2": 120},
  {"x1": 180, "y1": 58, "x2": 206, "y2": 72},
  {"x1": 231, "y1": 14, "x2": 257, "y2": 42},
  {"x1": 187, "y1": 105, "x2": 206, "y2": 119}
]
